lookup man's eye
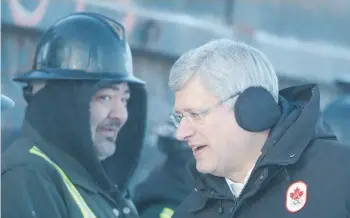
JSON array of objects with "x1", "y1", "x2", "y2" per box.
[
  {"x1": 189, "y1": 111, "x2": 201, "y2": 119},
  {"x1": 97, "y1": 95, "x2": 112, "y2": 102}
]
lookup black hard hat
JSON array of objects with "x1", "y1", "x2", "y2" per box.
[{"x1": 14, "y1": 12, "x2": 144, "y2": 85}]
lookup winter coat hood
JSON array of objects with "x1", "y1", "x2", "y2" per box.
[{"x1": 22, "y1": 80, "x2": 147, "y2": 193}]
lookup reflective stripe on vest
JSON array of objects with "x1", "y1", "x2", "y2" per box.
[
  {"x1": 29, "y1": 146, "x2": 97, "y2": 218},
  {"x1": 160, "y1": 207, "x2": 174, "y2": 218}
]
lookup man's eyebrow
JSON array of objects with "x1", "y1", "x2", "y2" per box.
[
  {"x1": 175, "y1": 108, "x2": 196, "y2": 113},
  {"x1": 109, "y1": 86, "x2": 130, "y2": 94},
  {"x1": 183, "y1": 108, "x2": 194, "y2": 112}
]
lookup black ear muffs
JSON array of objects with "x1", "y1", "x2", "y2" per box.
[{"x1": 234, "y1": 87, "x2": 281, "y2": 132}]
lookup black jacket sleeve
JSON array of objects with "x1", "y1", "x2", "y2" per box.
[{"x1": 1, "y1": 166, "x2": 67, "y2": 218}]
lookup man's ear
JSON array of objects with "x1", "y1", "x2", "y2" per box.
[
  {"x1": 23, "y1": 81, "x2": 48, "y2": 103},
  {"x1": 32, "y1": 81, "x2": 48, "y2": 95}
]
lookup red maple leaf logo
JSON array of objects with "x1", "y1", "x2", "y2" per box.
[{"x1": 290, "y1": 187, "x2": 304, "y2": 200}]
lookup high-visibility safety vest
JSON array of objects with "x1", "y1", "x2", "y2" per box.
[
  {"x1": 29, "y1": 146, "x2": 97, "y2": 218},
  {"x1": 160, "y1": 207, "x2": 175, "y2": 218}
]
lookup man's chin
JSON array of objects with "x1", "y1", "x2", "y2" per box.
[
  {"x1": 96, "y1": 141, "x2": 116, "y2": 160},
  {"x1": 196, "y1": 161, "x2": 214, "y2": 174}
]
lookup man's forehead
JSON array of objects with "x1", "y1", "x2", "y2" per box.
[
  {"x1": 99, "y1": 82, "x2": 130, "y2": 92},
  {"x1": 174, "y1": 88, "x2": 218, "y2": 113}
]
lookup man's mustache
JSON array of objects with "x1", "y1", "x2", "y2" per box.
[{"x1": 98, "y1": 119, "x2": 122, "y2": 131}]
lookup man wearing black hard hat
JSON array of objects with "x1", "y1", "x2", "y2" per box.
[{"x1": 1, "y1": 12, "x2": 147, "y2": 218}]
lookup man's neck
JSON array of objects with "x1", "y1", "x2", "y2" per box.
[
  {"x1": 226, "y1": 161, "x2": 256, "y2": 184},
  {"x1": 227, "y1": 131, "x2": 269, "y2": 183}
]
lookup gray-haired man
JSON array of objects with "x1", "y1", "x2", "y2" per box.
[{"x1": 169, "y1": 39, "x2": 350, "y2": 218}]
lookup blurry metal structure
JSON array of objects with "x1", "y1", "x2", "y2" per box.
[
  {"x1": 2, "y1": 0, "x2": 349, "y2": 189},
  {"x1": 1, "y1": 94, "x2": 15, "y2": 111},
  {"x1": 322, "y1": 95, "x2": 350, "y2": 144}
]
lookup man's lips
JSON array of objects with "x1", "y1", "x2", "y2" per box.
[
  {"x1": 97, "y1": 127, "x2": 119, "y2": 137},
  {"x1": 99, "y1": 127, "x2": 117, "y2": 132},
  {"x1": 189, "y1": 144, "x2": 208, "y2": 158}
]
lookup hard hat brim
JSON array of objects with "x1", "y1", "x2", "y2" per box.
[{"x1": 14, "y1": 69, "x2": 145, "y2": 85}]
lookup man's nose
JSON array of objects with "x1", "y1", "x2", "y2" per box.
[
  {"x1": 108, "y1": 100, "x2": 128, "y2": 121},
  {"x1": 175, "y1": 117, "x2": 195, "y2": 141}
]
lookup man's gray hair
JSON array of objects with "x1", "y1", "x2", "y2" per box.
[{"x1": 168, "y1": 39, "x2": 279, "y2": 106}]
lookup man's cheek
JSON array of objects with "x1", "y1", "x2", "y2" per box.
[
  {"x1": 90, "y1": 106, "x2": 107, "y2": 125},
  {"x1": 90, "y1": 122, "x2": 96, "y2": 143},
  {"x1": 89, "y1": 112, "x2": 99, "y2": 141}
]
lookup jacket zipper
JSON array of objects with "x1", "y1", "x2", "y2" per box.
[
  {"x1": 229, "y1": 165, "x2": 268, "y2": 217},
  {"x1": 229, "y1": 167, "x2": 285, "y2": 217},
  {"x1": 228, "y1": 169, "x2": 256, "y2": 217}
]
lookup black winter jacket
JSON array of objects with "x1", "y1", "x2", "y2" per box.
[
  {"x1": 133, "y1": 148, "x2": 194, "y2": 218},
  {"x1": 173, "y1": 84, "x2": 350, "y2": 218},
  {"x1": 2, "y1": 81, "x2": 147, "y2": 218}
]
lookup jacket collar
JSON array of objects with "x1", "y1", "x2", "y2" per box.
[
  {"x1": 186, "y1": 159, "x2": 233, "y2": 200},
  {"x1": 258, "y1": 84, "x2": 321, "y2": 167}
]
